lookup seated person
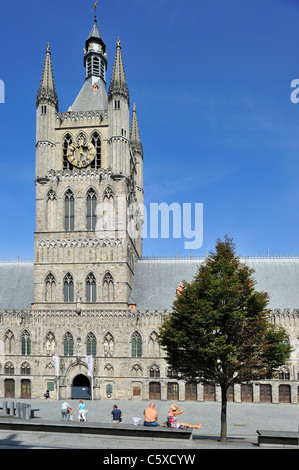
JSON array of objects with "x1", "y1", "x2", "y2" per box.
[
  {"x1": 111, "y1": 404, "x2": 122, "y2": 423},
  {"x1": 143, "y1": 402, "x2": 159, "y2": 426},
  {"x1": 167, "y1": 404, "x2": 201, "y2": 429}
]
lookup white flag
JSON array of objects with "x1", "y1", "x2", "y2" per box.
[
  {"x1": 52, "y1": 356, "x2": 59, "y2": 377},
  {"x1": 86, "y1": 355, "x2": 93, "y2": 377}
]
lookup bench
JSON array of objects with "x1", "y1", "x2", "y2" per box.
[
  {"x1": 0, "y1": 419, "x2": 193, "y2": 440},
  {"x1": 30, "y1": 408, "x2": 40, "y2": 418},
  {"x1": 257, "y1": 430, "x2": 299, "y2": 447}
]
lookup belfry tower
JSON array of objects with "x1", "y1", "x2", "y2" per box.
[{"x1": 34, "y1": 13, "x2": 144, "y2": 310}]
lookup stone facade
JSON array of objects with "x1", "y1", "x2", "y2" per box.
[{"x1": 0, "y1": 16, "x2": 298, "y2": 404}]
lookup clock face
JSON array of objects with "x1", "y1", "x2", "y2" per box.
[{"x1": 66, "y1": 140, "x2": 96, "y2": 168}]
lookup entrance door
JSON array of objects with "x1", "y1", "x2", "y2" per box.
[
  {"x1": 204, "y1": 383, "x2": 215, "y2": 401},
  {"x1": 279, "y1": 384, "x2": 291, "y2": 403},
  {"x1": 241, "y1": 384, "x2": 253, "y2": 402},
  {"x1": 21, "y1": 379, "x2": 31, "y2": 399},
  {"x1": 149, "y1": 382, "x2": 161, "y2": 400},
  {"x1": 5, "y1": 379, "x2": 15, "y2": 398},
  {"x1": 72, "y1": 374, "x2": 91, "y2": 400},
  {"x1": 167, "y1": 382, "x2": 179, "y2": 400},
  {"x1": 260, "y1": 384, "x2": 272, "y2": 403},
  {"x1": 185, "y1": 382, "x2": 197, "y2": 401}
]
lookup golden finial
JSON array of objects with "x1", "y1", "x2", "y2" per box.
[{"x1": 92, "y1": 1, "x2": 98, "y2": 22}]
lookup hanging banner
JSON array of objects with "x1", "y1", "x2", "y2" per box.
[
  {"x1": 52, "y1": 356, "x2": 59, "y2": 377},
  {"x1": 86, "y1": 355, "x2": 93, "y2": 377}
]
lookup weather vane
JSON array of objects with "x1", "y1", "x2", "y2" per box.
[{"x1": 92, "y1": 1, "x2": 98, "y2": 22}]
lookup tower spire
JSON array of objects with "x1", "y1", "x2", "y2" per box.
[
  {"x1": 130, "y1": 103, "x2": 142, "y2": 149},
  {"x1": 108, "y1": 38, "x2": 129, "y2": 104},
  {"x1": 36, "y1": 43, "x2": 58, "y2": 110}
]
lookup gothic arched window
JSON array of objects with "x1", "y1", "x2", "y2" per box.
[
  {"x1": 86, "y1": 188, "x2": 97, "y2": 231},
  {"x1": 148, "y1": 331, "x2": 160, "y2": 357},
  {"x1": 63, "y1": 273, "x2": 74, "y2": 303},
  {"x1": 86, "y1": 332, "x2": 97, "y2": 356},
  {"x1": 149, "y1": 365, "x2": 160, "y2": 378},
  {"x1": 46, "y1": 189, "x2": 57, "y2": 231},
  {"x1": 64, "y1": 332, "x2": 74, "y2": 356},
  {"x1": 131, "y1": 331, "x2": 142, "y2": 358},
  {"x1": 86, "y1": 272, "x2": 96, "y2": 302},
  {"x1": 64, "y1": 190, "x2": 75, "y2": 231},
  {"x1": 103, "y1": 272, "x2": 114, "y2": 302},
  {"x1": 91, "y1": 132, "x2": 101, "y2": 169},
  {"x1": 4, "y1": 362, "x2": 14, "y2": 376},
  {"x1": 21, "y1": 330, "x2": 31, "y2": 356},
  {"x1": 63, "y1": 133, "x2": 73, "y2": 170},
  {"x1": 45, "y1": 273, "x2": 56, "y2": 302},
  {"x1": 21, "y1": 362, "x2": 31, "y2": 375}
]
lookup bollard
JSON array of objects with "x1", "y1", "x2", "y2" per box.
[
  {"x1": 3, "y1": 401, "x2": 8, "y2": 416},
  {"x1": 20, "y1": 404, "x2": 27, "y2": 419},
  {"x1": 15, "y1": 402, "x2": 21, "y2": 418}
]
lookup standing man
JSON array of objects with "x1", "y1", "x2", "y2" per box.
[
  {"x1": 61, "y1": 400, "x2": 69, "y2": 421},
  {"x1": 143, "y1": 402, "x2": 159, "y2": 426}
]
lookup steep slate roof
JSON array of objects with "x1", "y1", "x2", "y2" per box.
[
  {"x1": 130, "y1": 258, "x2": 299, "y2": 311},
  {"x1": 0, "y1": 263, "x2": 34, "y2": 310},
  {"x1": 72, "y1": 79, "x2": 108, "y2": 112},
  {"x1": 0, "y1": 258, "x2": 298, "y2": 311}
]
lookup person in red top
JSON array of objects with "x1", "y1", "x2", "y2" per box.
[{"x1": 167, "y1": 404, "x2": 201, "y2": 429}]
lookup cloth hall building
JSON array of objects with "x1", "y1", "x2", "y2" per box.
[{"x1": 0, "y1": 17, "x2": 299, "y2": 404}]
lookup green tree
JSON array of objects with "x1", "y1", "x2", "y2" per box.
[{"x1": 159, "y1": 236, "x2": 291, "y2": 442}]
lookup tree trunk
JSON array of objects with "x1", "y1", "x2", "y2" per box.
[{"x1": 220, "y1": 385, "x2": 228, "y2": 442}]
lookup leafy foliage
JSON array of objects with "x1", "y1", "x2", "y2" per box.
[{"x1": 159, "y1": 236, "x2": 291, "y2": 440}]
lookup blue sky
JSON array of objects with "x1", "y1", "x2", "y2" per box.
[{"x1": 0, "y1": 0, "x2": 299, "y2": 259}]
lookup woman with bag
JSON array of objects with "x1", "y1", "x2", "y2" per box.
[{"x1": 76, "y1": 400, "x2": 87, "y2": 422}]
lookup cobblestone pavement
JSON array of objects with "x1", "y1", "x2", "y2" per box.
[{"x1": 0, "y1": 398, "x2": 298, "y2": 449}]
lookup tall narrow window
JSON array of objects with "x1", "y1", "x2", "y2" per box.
[
  {"x1": 87, "y1": 58, "x2": 92, "y2": 77},
  {"x1": 65, "y1": 190, "x2": 75, "y2": 231},
  {"x1": 91, "y1": 132, "x2": 101, "y2": 169},
  {"x1": 21, "y1": 331, "x2": 31, "y2": 356},
  {"x1": 47, "y1": 189, "x2": 57, "y2": 231},
  {"x1": 64, "y1": 273, "x2": 74, "y2": 303},
  {"x1": 86, "y1": 189, "x2": 97, "y2": 231},
  {"x1": 131, "y1": 331, "x2": 142, "y2": 358},
  {"x1": 103, "y1": 272, "x2": 114, "y2": 302},
  {"x1": 63, "y1": 134, "x2": 73, "y2": 170},
  {"x1": 4, "y1": 330, "x2": 14, "y2": 355},
  {"x1": 86, "y1": 332, "x2": 97, "y2": 356},
  {"x1": 93, "y1": 57, "x2": 100, "y2": 76},
  {"x1": 45, "y1": 273, "x2": 56, "y2": 302},
  {"x1": 64, "y1": 332, "x2": 74, "y2": 356},
  {"x1": 86, "y1": 272, "x2": 96, "y2": 302}
]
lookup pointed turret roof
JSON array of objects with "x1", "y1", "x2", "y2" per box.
[
  {"x1": 108, "y1": 38, "x2": 129, "y2": 104},
  {"x1": 87, "y1": 20, "x2": 102, "y2": 41},
  {"x1": 36, "y1": 43, "x2": 59, "y2": 110},
  {"x1": 130, "y1": 103, "x2": 141, "y2": 141},
  {"x1": 130, "y1": 103, "x2": 143, "y2": 154}
]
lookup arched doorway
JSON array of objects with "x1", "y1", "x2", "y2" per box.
[{"x1": 72, "y1": 374, "x2": 91, "y2": 400}]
